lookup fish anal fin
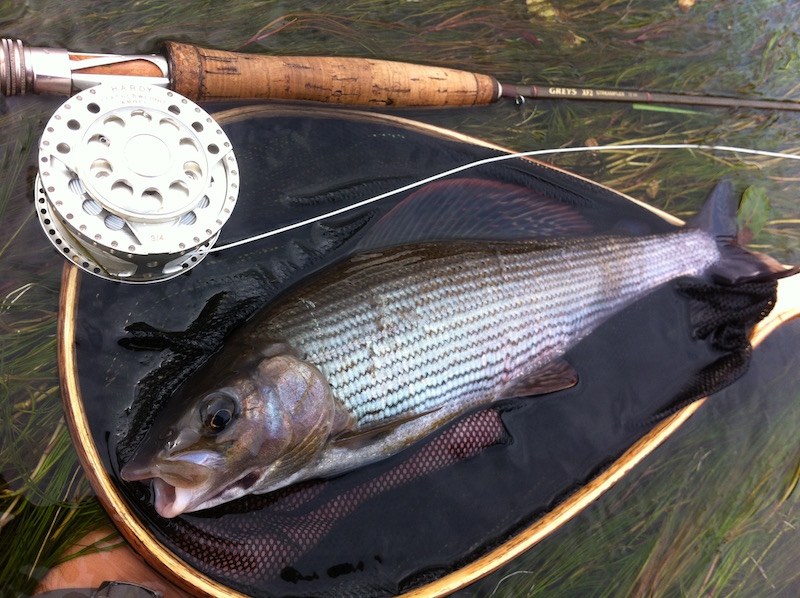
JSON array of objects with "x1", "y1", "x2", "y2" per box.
[
  {"x1": 497, "y1": 358, "x2": 578, "y2": 400},
  {"x1": 331, "y1": 407, "x2": 442, "y2": 448}
]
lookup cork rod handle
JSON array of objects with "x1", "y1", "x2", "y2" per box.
[{"x1": 164, "y1": 41, "x2": 500, "y2": 107}]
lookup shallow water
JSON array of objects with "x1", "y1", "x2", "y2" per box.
[{"x1": 1, "y1": 1, "x2": 799, "y2": 596}]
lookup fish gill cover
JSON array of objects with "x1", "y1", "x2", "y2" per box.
[{"x1": 68, "y1": 108, "x2": 779, "y2": 597}]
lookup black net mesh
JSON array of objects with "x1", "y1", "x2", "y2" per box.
[{"x1": 67, "y1": 106, "x2": 781, "y2": 597}]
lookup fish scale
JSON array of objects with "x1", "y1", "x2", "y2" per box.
[{"x1": 260, "y1": 229, "x2": 719, "y2": 427}]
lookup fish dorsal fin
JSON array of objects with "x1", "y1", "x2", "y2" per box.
[
  {"x1": 331, "y1": 407, "x2": 442, "y2": 449},
  {"x1": 358, "y1": 178, "x2": 593, "y2": 250},
  {"x1": 497, "y1": 358, "x2": 579, "y2": 400}
]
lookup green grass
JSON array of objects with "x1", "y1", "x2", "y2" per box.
[{"x1": 1, "y1": 0, "x2": 799, "y2": 595}]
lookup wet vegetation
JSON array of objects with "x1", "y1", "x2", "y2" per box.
[{"x1": 1, "y1": 0, "x2": 798, "y2": 595}]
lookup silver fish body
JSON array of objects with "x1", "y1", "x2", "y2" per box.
[
  {"x1": 122, "y1": 224, "x2": 729, "y2": 518},
  {"x1": 258, "y1": 231, "x2": 718, "y2": 427}
]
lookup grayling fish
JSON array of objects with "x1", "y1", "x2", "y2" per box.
[{"x1": 121, "y1": 180, "x2": 790, "y2": 518}]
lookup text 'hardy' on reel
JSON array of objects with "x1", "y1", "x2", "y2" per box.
[{"x1": 35, "y1": 83, "x2": 239, "y2": 283}]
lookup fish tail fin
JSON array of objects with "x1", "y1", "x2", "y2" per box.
[{"x1": 686, "y1": 180, "x2": 798, "y2": 285}]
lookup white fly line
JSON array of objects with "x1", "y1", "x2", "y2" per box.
[{"x1": 209, "y1": 143, "x2": 800, "y2": 254}]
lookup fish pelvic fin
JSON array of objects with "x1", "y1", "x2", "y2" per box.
[
  {"x1": 497, "y1": 358, "x2": 579, "y2": 400},
  {"x1": 687, "y1": 180, "x2": 798, "y2": 285}
]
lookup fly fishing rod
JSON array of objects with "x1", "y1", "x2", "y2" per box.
[
  {"x1": 6, "y1": 37, "x2": 800, "y2": 286},
  {"x1": 3, "y1": 38, "x2": 800, "y2": 111}
]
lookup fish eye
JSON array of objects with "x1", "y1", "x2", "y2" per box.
[{"x1": 199, "y1": 391, "x2": 238, "y2": 434}]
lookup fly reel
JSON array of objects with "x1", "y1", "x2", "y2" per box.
[{"x1": 35, "y1": 83, "x2": 239, "y2": 283}]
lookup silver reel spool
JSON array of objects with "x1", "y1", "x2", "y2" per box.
[{"x1": 35, "y1": 83, "x2": 239, "y2": 283}]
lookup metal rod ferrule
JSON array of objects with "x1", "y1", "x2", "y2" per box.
[{"x1": 1, "y1": 38, "x2": 169, "y2": 96}]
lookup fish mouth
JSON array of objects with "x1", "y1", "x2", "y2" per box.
[
  {"x1": 121, "y1": 451, "x2": 261, "y2": 518},
  {"x1": 152, "y1": 478, "x2": 207, "y2": 519},
  {"x1": 148, "y1": 471, "x2": 261, "y2": 518},
  {"x1": 121, "y1": 451, "x2": 224, "y2": 518},
  {"x1": 124, "y1": 466, "x2": 218, "y2": 519}
]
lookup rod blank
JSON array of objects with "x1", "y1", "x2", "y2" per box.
[{"x1": 500, "y1": 83, "x2": 800, "y2": 113}]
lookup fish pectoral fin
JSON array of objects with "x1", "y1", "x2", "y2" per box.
[
  {"x1": 331, "y1": 407, "x2": 442, "y2": 448},
  {"x1": 330, "y1": 400, "x2": 359, "y2": 436},
  {"x1": 497, "y1": 358, "x2": 579, "y2": 400}
]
